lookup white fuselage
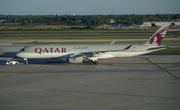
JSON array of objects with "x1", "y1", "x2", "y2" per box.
[{"x1": 16, "y1": 44, "x2": 164, "y2": 59}]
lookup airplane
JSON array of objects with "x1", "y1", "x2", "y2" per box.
[{"x1": 16, "y1": 24, "x2": 170, "y2": 65}]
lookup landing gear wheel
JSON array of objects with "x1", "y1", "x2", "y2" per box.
[
  {"x1": 25, "y1": 61, "x2": 28, "y2": 65},
  {"x1": 88, "y1": 60, "x2": 91, "y2": 64},
  {"x1": 90, "y1": 61, "x2": 94, "y2": 65},
  {"x1": 94, "y1": 61, "x2": 98, "y2": 65},
  {"x1": 88, "y1": 60, "x2": 98, "y2": 65}
]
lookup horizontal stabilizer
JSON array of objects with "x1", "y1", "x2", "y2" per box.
[{"x1": 110, "y1": 40, "x2": 116, "y2": 44}]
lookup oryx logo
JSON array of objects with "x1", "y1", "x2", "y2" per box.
[{"x1": 149, "y1": 25, "x2": 169, "y2": 46}]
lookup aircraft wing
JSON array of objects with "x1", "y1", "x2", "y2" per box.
[{"x1": 70, "y1": 45, "x2": 132, "y2": 58}]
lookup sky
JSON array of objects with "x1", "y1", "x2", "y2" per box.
[{"x1": 0, "y1": 0, "x2": 180, "y2": 15}]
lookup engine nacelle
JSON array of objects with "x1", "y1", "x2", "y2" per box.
[{"x1": 68, "y1": 55, "x2": 83, "y2": 63}]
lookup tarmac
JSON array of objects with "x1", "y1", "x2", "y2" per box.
[{"x1": 0, "y1": 55, "x2": 180, "y2": 110}]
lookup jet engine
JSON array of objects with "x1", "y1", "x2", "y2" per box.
[{"x1": 68, "y1": 55, "x2": 83, "y2": 63}]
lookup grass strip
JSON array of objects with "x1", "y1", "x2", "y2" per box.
[
  {"x1": 0, "y1": 35, "x2": 179, "y2": 40},
  {"x1": 13, "y1": 40, "x2": 180, "y2": 45},
  {"x1": 0, "y1": 33, "x2": 153, "y2": 36}
]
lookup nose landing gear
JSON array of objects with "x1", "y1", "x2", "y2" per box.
[{"x1": 24, "y1": 58, "x2": 28, "y2": 65}]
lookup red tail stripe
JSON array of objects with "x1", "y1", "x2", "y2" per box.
[{"x1": 157, "y1": 26, "x2": 169, "y2": 34}]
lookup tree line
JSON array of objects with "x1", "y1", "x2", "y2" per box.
[{"x1": 0, "y1": 14, "x2": 180, "y2": 26}]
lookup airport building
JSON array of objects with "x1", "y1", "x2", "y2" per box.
[
  {"x1": 141, "y1": 21, "x2": 180, "y2": 27},
  {"x1": 0, "y1": 20, "x2": 7, "y2": 24}
]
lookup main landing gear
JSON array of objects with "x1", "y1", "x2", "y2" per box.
[
  {"x1": 88, "y1": 57, "x2": 98, "y2": 65},
  {"x1": 88, "y1": 60, "x2": 98, "y2": 65}
]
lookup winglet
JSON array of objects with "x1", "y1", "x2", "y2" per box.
[{"x1": 124, "y1": 45, "x2": 132, "y2": 50}]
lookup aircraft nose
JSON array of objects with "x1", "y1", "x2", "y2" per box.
[{"x1": 16, "y1": 53, "x2": 22, "y2": 58}]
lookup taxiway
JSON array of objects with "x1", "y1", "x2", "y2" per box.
[{"x1": 0, "y1": 55, "x2": 180, "y2": 110}]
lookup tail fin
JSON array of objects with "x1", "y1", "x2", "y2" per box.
[{"x1": 144, "y1": 24, "x2": 170, "y2": 46}]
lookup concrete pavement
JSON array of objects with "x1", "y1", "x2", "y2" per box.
[{"x1": 0, "y1": 55, "x2": 180, "y2": 110}]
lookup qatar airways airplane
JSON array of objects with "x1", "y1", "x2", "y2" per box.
[{"x1": 16, "y1": 24, "x2": 170, "y2": 65}]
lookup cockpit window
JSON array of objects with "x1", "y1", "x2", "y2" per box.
[{"x1": 20, "y1": 49, "x2": 25, "y2": 51}]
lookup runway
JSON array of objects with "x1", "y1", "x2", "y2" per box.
[{"x1": 0, "y1": 55, "x2": 180, "y2": 110}]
